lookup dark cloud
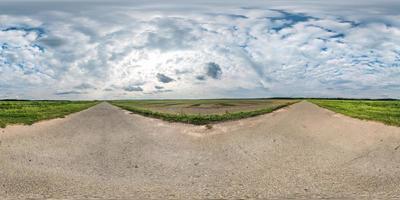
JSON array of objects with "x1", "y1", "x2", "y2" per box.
[
  {"x1": 2, "y1": 26, "x2": 45, "y2": 38},
  {"x1": 156, "y1": 73, "x2": 175, "y2": 83},
  {"x1": 175, "y1": 69, "x2": 191, "y2": 75},
  {"x1": 208, "y1": 13, "x2": 248, "y2": 19},
  {"x1": 227, "y1": 14, "x2": 248, "y2": 19},
  {"x1": 123, "y1": 86, "x2": 143, "y2": 92},
  {"x1": 157, "y1": 89, "x2": 172, "y2": 93},
  {"x1": 54, "y1": 91, "x2": 85, "y2": 95},
  {"x1": 330, "y1": 33, "x2": 345, "y2": 39},
  {"x1": 146, "y1": 89, "x2": 173, "y2": 94},
  {"x1": 38, "y1": 37, "x2": 66, "y2": 48},
  {"x1": 206, "y1": 62, "x2": 222, "y2": 79},
  {"x1": 74, "y1": 83, "x2": 96, "y2": 90},
  {"x1": 103, "y1": 84, "x2": 118, "y2": 92},
  {"x1": 269, "y1": 9, "x2": 316, "y2": 32},
  {"x1": 196, "y1": 75, "x2": 206, "y2": 80},
  {"x1": 155, "y1": 85, "x2": 164, "y2": 89}
]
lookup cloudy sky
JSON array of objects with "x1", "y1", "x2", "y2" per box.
[{"x1": 0, "y1": 0, "x2": 399, "y2": 99}]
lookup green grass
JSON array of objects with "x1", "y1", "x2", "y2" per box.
[
  {"x1": 310, "y1": 99, "x2": 400, "y2": 127},
  {"x1": 110, "y1": 99, "x2": 298, "y2": 125},
  {"x1": 0, "y1": 101, "x2": 98, "y2": 128}
]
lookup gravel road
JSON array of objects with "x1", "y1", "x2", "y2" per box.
[{"x1": 1, "y1": 101, "x2": 400, "y2": 199}]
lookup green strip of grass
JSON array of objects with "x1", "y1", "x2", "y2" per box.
[
  {"x1": 310, "y1": 99, "x2": 400, "y2": 127},
  {"x1": 111, "y1": 101, "x2": 297, "y2": 125},
  {"x1": 0, "y1": 101, "x2": 99, "y2": 128}
]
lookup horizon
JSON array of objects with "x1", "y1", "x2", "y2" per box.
[
  {"x1": 1, "y1": 0, "x2": 399, "y2": 99},
  {"x1": 1, "y1": 97, "x2": 399, "y2": 101}
]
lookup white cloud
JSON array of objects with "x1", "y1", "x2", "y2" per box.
[{"x1": 0, "y1": 0, "x2": 399, "y2": 99}]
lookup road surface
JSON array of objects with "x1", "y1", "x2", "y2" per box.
[{"x1": 1, "y1": 102, "x2": 400, "y2": 199}]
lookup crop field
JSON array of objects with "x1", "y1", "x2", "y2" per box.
[
  {"x1": 310, "y1": 99, "x2": 400, "y2": 126},
  {"x1": 110, "y1": 99, "x2": 298, "y2": 125},
  {"x1": 0, "y1": 101, "x2": 98, "y2": 128}
]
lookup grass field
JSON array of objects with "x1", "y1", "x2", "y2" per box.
[
  {"x1": 310, "y1": 99, "x2": 400, "y2": 127},
  {"x1": 110, "y1": 99, "x2": 298, "y2": 125},
  {"x1": 0, "y1": 101, "x2": 98, "y2": 128},
  {"x1": 2, "y1": 99, "x2": 398, "y2": 128}
]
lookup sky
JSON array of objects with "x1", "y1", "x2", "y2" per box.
[{"x1": 0, "y1": 0, "x2": 399, "y2": 100}]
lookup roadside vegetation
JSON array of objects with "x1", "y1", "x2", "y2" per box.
[
  {"x1": 0, "y1": 100, "x2": 98, "y2": 128},
  {"x1": 310, "y1": 99, "x2": 400, "y2": 127},
  {"x1": 110, "y1": 99, "x2": 298, "y2": 125}
]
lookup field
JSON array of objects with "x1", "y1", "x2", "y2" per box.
[
  {"x1": 110, "y1": 99, "x2": 298, "y2": 125},
  {"x1": 310, "y1": 99, "x2": 400, "y2": 126},
  {"x1": 0, "y1": 101, "x2": 98, "y2": 128},
  {"x1": 1, "y1": 99, "x2": 398, "y2": 128}
]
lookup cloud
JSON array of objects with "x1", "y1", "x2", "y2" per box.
[
  {"x1": 0, "y1": 0, "x2": 399, "y2": 99},
  {"x1": 123, "y1": 86, "x2": 143, "y2": 92},
  {"x1": 38, "y1": 37, "x2": 66, "y2": 48},
  {"x1": 54, "y1": 91, "x2": 86, "y2": 95},
  {"x1": 156, "y1": 73, "x2": 175, "y2": 83},
  {"x1": 195, "y1": 75, "x2": 206, "y2": 81},
  {"x1": 206, "y1": 62, "x2": 222, "y2": 79},
  {"x1": 74, "y1": 83, "x2": 96, "y2": 90},
  {"x1": 269, "y1": 9, "x2": 316, "y2": 31}
]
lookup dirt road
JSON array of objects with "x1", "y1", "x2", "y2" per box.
[{"x1": 1, "y1": 102, "x2": 400, "y2": 199}]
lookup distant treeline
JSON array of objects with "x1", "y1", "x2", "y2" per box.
[
  {"x1": 1, "y1": 98, "x2": 398, "y2": 101},
  {"x1": 214, "y1": 97, "x2": 399, "y2": 101},
  {"x1": 0, "y1": 99, "x2": 100, "y2": 102}
]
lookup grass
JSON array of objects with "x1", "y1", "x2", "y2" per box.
[
  {"x1": 0, "y1": 100, "x2": 98, "y2": 128},
  {"x1": 310, "y1": 99, "x2": 400, "y2": 127},
  {"x1": 110, "y1": 99, "x2": 298, "y2": 125}
]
